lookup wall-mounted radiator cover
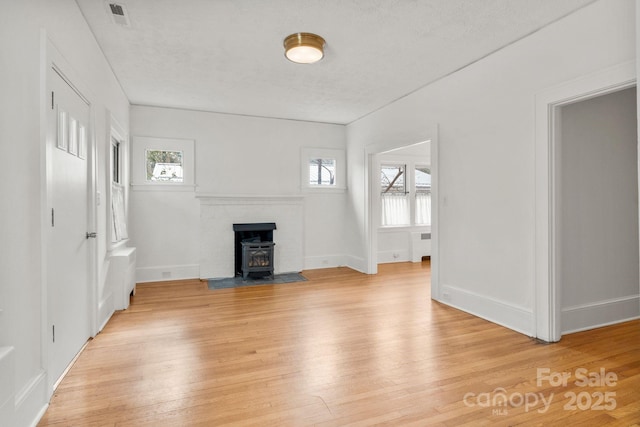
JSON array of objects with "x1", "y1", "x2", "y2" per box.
[{"x1": 109, "y1": 247, "x2": 137, "y2": 310}]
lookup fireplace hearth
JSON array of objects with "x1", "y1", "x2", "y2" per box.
[{"x1": 233, "y1": 223, "x2": 276, "y2": 279}]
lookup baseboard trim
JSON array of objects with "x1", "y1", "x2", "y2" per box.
[
  {"x1": 561, "y1": 294, "x2": 640, "y2": 334},
  {"x1": 13, "y1": 370, "x2": 47, "y2": 427},
  {"x1": 136, "y1": 264, "x2": 200, "y2": 283},
  {"x1": 29, "y1": 404, "x2": 48, "y2": 427},
  {"x1": 377, "y1": 250, "x2": 410, "y2": 264},
  {"x1": 344, "y1": 255, "x2": 367, "y2": 274},
  {"x1": 98, "y1": 309, "x2": 115, "y2": 334},
  {"x1": 439, "y1": 284, "x2": 534, "y2": 336},
  {"x1": 98, "y1": 291, "x2": 114, "y2": 333},
  {"x1": 0, "y1": 346, "x2": 14, "y2": 425},
  {"x1": 304, "y1": 255, "x2": 346, "y2": 270}
]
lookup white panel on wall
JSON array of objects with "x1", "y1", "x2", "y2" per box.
[{"x1": 199, "y1": 196, "x2": 305, "y2": 279}]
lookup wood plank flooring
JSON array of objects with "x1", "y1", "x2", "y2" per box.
[{"x1": 39, "y1": 261, "x2": 640, "y2": 426}]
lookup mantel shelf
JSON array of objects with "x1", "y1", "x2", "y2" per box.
[
  {"x1": 195, "y1": 193, "x2": 304, "y2": 200},
  {"x1": 196, "y1": 194, "x2": 305, "y2": 206}
]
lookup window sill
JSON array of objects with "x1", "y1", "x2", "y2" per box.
[
  {"x1": 131, "y1": 183, "x2": 197, "y2": 192},
  {"x1": 378, "y1": 225, "x2": 431, "y2": 233},
  {"x1": 301, "y1": 185, "x2": 347, "y2": 194},
  {"x1": 108, "y1": 239, "x2": 130, "y2": 255}
]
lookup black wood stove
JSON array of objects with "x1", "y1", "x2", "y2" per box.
[{"x1": 232, "y1": 223, "x2": 276, "y2": 279}]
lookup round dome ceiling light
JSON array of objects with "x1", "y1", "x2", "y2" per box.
[{"x1": 283, "y1": 32, "x2": 326, "y2": 64}]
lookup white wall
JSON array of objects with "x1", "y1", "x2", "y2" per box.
[
  {"x1": 129, "y1": 106, "x2": 347, "y2": 281},
  {"x1": 0, "y1": 1, "x2": 129, "y2": 426},
  {"x1": 559, "y1": 87, "x2": 640, "y2": 332},
  {"x1": 346, "y1": 0, "x2": 636, "y2": 336}
]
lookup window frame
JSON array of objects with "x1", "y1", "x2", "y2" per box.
[
  {"x1": 112, "y1": 138, "x2": 121, "y2": 184},
  {"x1": 131, "y1": 136, "x2": 195, "y2": 191},
  {"x1": 107, "y1": 115, "x2": 129, "y2": 249},
  {"x1": 380, "y1": 162, "x2": 410, "y2": 226},
  {"x1": 378, "y1": 155, "x2": 431, "y2": 229},
  {"x1": 145, "y1": 149, "x2": 184, "y2": 183},
  {"x1": 413, "y1": 163, "x2": 432, "y2": 226},
  {"x1": 308, "y1": 158, "x2": 337, "y2": 187},
  {"x1": 380, "y1": 163, "x2": 407, "y2": 194},
  {"x1": 301, "y1": 147, "x2": 346, "y2": 192}
]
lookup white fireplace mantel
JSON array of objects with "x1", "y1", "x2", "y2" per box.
[
  {"x1": 196, "y1": 194, "x2": 305, "y2": 205},
  {"x1": 198, "y1": 194, "x2": 305, "y2": 279}
]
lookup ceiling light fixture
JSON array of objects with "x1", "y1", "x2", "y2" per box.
[{"x1": 283, "y1": 32, "x2": 325, "y2": 64}]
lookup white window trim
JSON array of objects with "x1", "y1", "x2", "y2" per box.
[
  {"x1": 301, "y1": 147, "x2": 346, "y2": 192},
  {"x1": 131, "y1": 136, "x2": 196, "y2": 191},
  {"x1": 377, "y1": 154, "x2": 430, "y2": 229},
  {"x1": 378, "y1": 224, "x2": 431, "y2": 233},
  {"x1": 107, "y1": 114, "x2": 130, "y2": 251}
]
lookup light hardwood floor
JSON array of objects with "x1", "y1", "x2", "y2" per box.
[{"x1": 39, "y1": 261, "x2": 640, "y2": 426}]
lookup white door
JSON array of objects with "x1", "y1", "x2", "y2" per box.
[{"x1": 47, "y1": 67, "x2": 92, "y2": 389}]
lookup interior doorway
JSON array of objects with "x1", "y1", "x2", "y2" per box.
[
  {"x1": 364, "y1": 124, "x2": 439, "y2": 298},
  {"x1": 534, "y1": 61, "x2": 637, "y2": 342},
  {"x1": 556, "y1": 87, "x2": 639, "y2": 335},
  {"x1": 374, "y1": 142, "x2": 431, "y2": 264}
]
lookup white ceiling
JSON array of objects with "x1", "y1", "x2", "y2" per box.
[{"x1": 76, "y1": 0, "x2": 596, "y2": 124}]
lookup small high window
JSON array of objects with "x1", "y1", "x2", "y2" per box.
[
  {"x1": 309, "y1": 158, "x2": 336, "y2": 186},
  {"x1": 301, "y1": 148, "x2": 346, "y2": 191},
  {"x1": 132, "y1": 136, "x2": 195, "y2": 191},
  {"x1": 145, "y1": 150, "x2": 183, "y2": 182}
]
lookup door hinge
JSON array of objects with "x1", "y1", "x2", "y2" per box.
[
  {"x1": 51, "y1": 208, "x2": 55, "y2": 227},
  {"x1": 51, "y1": 91, "x2": 54, "y2": 110},
  {"x1": 52, "y1": 325, "x2": 55, "y2": 343}
]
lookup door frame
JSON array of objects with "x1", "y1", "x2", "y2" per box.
[
  {"x1": 363, "y1": 123, "x2": 440, "y2": 298},
  {"x1": 40, "y1": 33, "x2": 98, "y2": 395},
  {"x1": 534, "y1": 60, "x2": 636, "y2": 342}
]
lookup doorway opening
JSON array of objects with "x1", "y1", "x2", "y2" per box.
[
  {"x1": 374, "y1": 142, "x2": 431, "y2": 264},
  {"x1": 364, "y1": 125, "x2": 440, "y2": 299},
  {"x1": 556, "y1": 87, "x2": 639, "y2": 335},
  {"x1": 534, "y1": 61, "x2": 638, "y2": 342}
]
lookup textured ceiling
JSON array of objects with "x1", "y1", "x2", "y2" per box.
[{"x1": 76, "y1": 0, "x2": 596, "y2": 124}]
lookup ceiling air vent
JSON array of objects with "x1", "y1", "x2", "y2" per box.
[{"x1": 108, "y1": 2, "x2": 131, "y2": 27}]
